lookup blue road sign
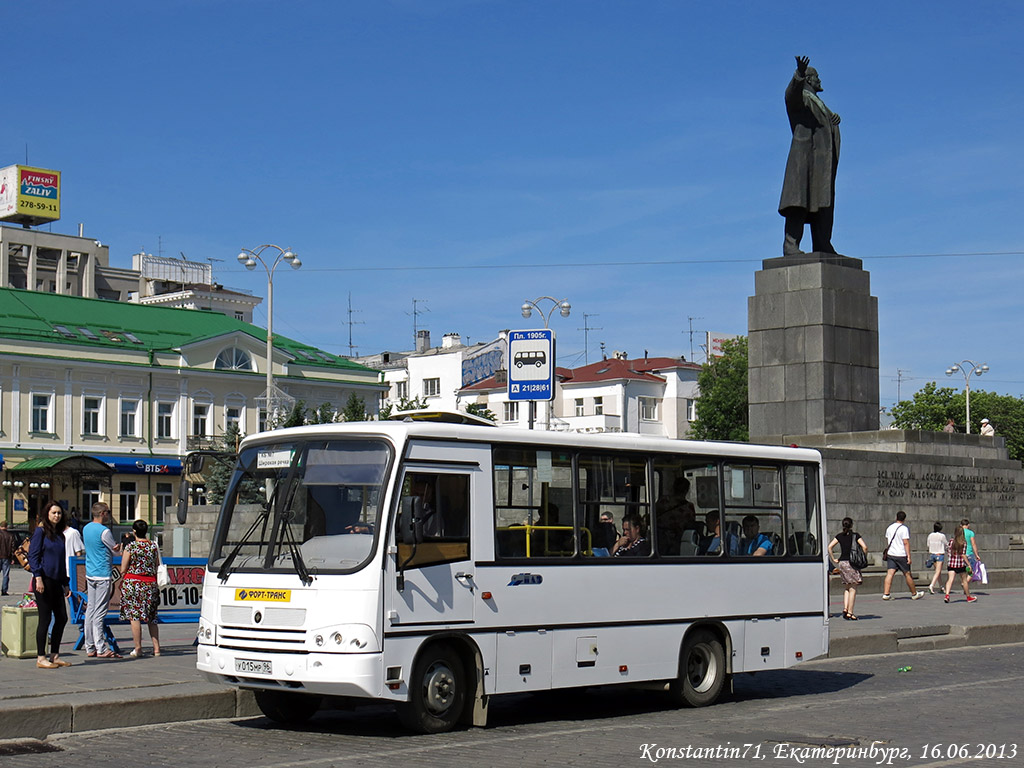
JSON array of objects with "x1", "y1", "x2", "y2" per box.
[{"x1": 508, "y1": 329, "x2": 554, "y2": 401}]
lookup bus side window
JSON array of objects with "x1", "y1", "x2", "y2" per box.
[{"x1": 397, "y1": 472, "x2": 471, "y2": 569}]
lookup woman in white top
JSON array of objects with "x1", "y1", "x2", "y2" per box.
[{"x1": 926, "y1": 521, "x2": 948, "y2": 594}]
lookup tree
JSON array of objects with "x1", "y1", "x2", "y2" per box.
[
  {"x1": 205, "y1": 423, "x2": 262, "y2": 505},
  {"x1": 378, "y1": 395, "x2": 428, "y2": 420},
  {"x1": 889, "y1": 382, "x2": 959, "y2": 431},
  {"x1": 690, "y1": 336, "x2": 749, "y2": 442},
  {"x1": 340, "y1": 393, "x2": 367, "y2": 422},
  {"x1": 308, "y1": 402, "x2": 339, "y2": 424},
  {"x1": 465, "y1": 403, "x2": 496, "y2": 422}
]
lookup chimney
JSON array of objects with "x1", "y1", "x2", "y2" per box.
[
  {"x1": 415, "y1": 330, "x2": 431, "y2": 353},
  {"x1": 442, "y1": 332, "x2": 462, "y2": 349}
]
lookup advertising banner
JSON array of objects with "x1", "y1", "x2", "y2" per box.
[
  {"x1": 0, "y1": 164, "x2": 61, "y2": 226},
  {"x1": 707, "y1": 331, "x2": 740, "y2": 359}
]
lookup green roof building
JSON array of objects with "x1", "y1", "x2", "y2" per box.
[{"x1": 0, "y1": 286, "x2": 383, "y2": 527}]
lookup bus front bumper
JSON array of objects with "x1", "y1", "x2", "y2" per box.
[{"x1": 197, "y1": 645, "x2": 385, "y2": 699}]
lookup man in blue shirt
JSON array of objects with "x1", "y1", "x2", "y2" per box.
[
  {"x1": 741, "y1": 515, "x2": 773, "y2": 556},
  {"x1": 82, "y1": 502, "x2": 121, "y2": 658}
]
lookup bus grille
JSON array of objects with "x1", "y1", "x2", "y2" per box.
[
  {"x1": 218, "y1": 625, "x2": 307, "y2": 653},
  {"x1": 220, "y1": 606, "x2": 307, "y2": 627}
]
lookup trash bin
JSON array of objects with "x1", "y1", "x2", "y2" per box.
[{"x1": 1, "y1": 606, "x2": 40, "y2": 658}]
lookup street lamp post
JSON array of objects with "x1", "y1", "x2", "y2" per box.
[
  {"x1": 519, "y1": 296, "x2": 571, "y2": 430},
  {"x1": 945, "y1": 359, "x2": 989, "y2": 434},
  {"x1": 237, "y1": 245, "x2": 302, "y2": 422}
]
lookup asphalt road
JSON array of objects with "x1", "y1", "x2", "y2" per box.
[{"x1": 3, "y1": 643, "x2": 1022, "y2": 768}]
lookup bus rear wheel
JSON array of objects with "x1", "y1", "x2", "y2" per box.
[
  {"x1": 397, "y1": 643, "x2": 467, "y2": 734},
  {"x1": 669, "y1": 629, "x2": 726, "y2": 707},
  {"x1": 253, "y1": 689, "x2": 322, "y2": 724}
]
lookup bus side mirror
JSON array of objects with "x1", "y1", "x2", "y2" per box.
[
  {"x1": 176, "y1": 480, "x2": 190, "y2": 525},
  {"x1": 398, "y1": 497, "x2": 423, "y2": 546}
]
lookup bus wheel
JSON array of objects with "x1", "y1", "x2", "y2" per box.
[
  {"x1": 669, "y1": 629, "x2": 726, "y2": 707},
  {"x1": 397, "y1": 644, "x2": 466, "y2": 733},
  {"x1": 253, "y1": 689, "x2": 322, "y2": 724}
]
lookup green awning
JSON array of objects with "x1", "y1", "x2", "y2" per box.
[{"x1": 9, "y1": 455, "x2": 113, "y2": 474}]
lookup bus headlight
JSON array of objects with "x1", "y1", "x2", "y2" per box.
[
  {"x1": 308, "y1": 624, "x2": 378, "y2": 653},
  {"x1": 197, "y1": 617, "x2": 216, "y2": 645}
]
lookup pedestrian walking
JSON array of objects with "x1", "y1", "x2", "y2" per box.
[
  {"x1": 926, "y1": 521, "x2": 948, "y2": 594},
  {"x1": 881, "y1": 510, "x2": 925, "y2": 600},
  {"x1": 28, "y1": 504, "x2": 71, "y2": 669},
  {"x1": 119, "y1": 519, "x2": 162, "y2": 658},
  {"x1": 827, "y1": 517, "x2": 868, "y2": 620},
  {"x1": 961, "y1": 518, "x2": 983, "y2": 575},
  {"x1": 83, "y1": 502, "x2": 122, "y2": 659},
  {"x1": 0, "y1": 519, "x2": 16, "y2": 596},
  {"x1": 944, "y1": 525, "x2": 977, "y2": 603}
]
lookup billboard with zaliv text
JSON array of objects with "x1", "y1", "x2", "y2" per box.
[{"x1": 0, "y1": 164, "x2": 61, "y2": 226}]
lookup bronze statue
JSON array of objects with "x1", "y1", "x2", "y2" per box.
[{"x1": 779, "y1": 56, "x2": 841, "y2": 255}]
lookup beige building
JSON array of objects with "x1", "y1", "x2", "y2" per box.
[{"x1": 0, "y1": 286, "x2": 383, "y2": 528}]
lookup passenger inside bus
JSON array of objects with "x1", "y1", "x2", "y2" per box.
[
  {"x1": 698, "y1": 511, "x2": 739, "y2": 556},
  {"x1": 740, "y1": 515, "x2": 773, "y2": 556},
  {"x1": 655, "y1": 477, "x2": 698, "y2": 556},
  {"x1": 612, "y1": 513, "x2": 651, "y2": 557}
]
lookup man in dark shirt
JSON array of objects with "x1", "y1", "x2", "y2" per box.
[{"x1": 0, "y1": 520, "x2": 17, "y2": 595}]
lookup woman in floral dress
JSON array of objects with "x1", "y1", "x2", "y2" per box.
[{"x1": 119, "y1": 519, "x2": 162, "y2": 657}]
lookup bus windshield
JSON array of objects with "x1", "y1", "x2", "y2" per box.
[{"x1": 209, "y1": 438, "x2": 392, "y2": 577}]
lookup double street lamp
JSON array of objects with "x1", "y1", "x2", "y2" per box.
[
  {"x1": 519, "y1": 296, "x2": 571, "y2": 430},
  {"x1": 521, "y1": 296, "x2": 571, "y2": 329},
  {"x1": 237, "y1": 245, "x2": 302, "y2": 418},
  {"x1": 945, "y1": 359, "x2": 989, "y2": 434}
]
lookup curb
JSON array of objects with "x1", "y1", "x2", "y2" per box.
[
  {"x1": 827, "y1": 623, "x2": 1023, "y2": 659},
  {"x1": 0, "y1": 684, "x2": 258, "y2": 741}
]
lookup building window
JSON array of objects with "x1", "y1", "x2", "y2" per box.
[
  {"x1": 225, "y1": 405, "x2": 242, "y2": 433},
  {"x1": 155, "y1": 482, "x2": 173, "y2": 525},
  {"x1": 120, "y1": 399, "x2": 139, "y2": 437},
  {"x1": 31, "y1": 393, "x2": 52, "y2": 433},
  {"x1": 83, "y1": 397, "x2": 102, "y2": 435},
  {"x1": 119, "y1": 481, "x2": 137, "y2": 523},
  {"x1": 82, "y1": 481, "x2": 101, "y2": 511},
  {"x1": 503, "y1": 402, "x2": 519, "y2": 423},
  {"x1": 575, "y1": 398, "x2": 585, "y2": 417},
  {"x1": 395, "y1": 381, "x2": 409, "y2": 400},
  {"x1": 686, "y1": 398, "x2": 697, "y2": 422},
  {"x1": 259, "y1": 408, "x2": 269, "y2": 433},
  {"x1": 594, "y1": 396, "x2": 604, "y2": 415},
  {"x1": 234, "y1": 311, "x2": 244, "y2": 321},
  {"x1": 215, "y1": 346, "x2": 253, "y2": 371},
  {"x1": 156, "y1": 402, "x2": 174, "y2": 439},
  {"x1": 423, "y1": 378, "x2": 441, "y2": 398},
  {"x1": 193, "y1": 404, "x2": 210, "y2": 437},
  {"x1": 640, "y1": 397, "x2": 661, "y2": 422}
]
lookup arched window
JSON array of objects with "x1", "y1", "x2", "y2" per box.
[{"x1": 215, "y1": 347, "x2": 253, "y2": 371}]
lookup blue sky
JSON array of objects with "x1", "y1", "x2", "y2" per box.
[{"x1": 4, "y1": 1, "x2": 1023, "y2": 412}]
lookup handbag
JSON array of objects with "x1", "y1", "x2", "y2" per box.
[
  {"x1": 849, "y1": 537, "x2": 868, "y2": 570},
  {"x1": 156, "y1": 562, "x2": 170, "y2": 588}
]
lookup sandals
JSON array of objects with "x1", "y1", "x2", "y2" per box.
[
  {"x1": 129, "y1": 648, "x2": 143, "y2": 658},
  {"x1": 37, "y1": 659, "x2": 59, "y2": 669},
  {"x1": 847, "y1": 614, "x2": 858, "y2": 620},
  {"x1": 53, "y1": 659, "x2": 73, "y2": 667},
  {"x1": 97, "y1": 649, "x2": 122, "y2": 659}
]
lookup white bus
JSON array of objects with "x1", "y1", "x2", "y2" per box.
[{"x1": 186, "y1": 418, "x2": 828, "y2": 733}]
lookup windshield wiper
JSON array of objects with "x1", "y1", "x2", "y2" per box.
[
  {"x1": 218, "y1": 505, "x2": 270, "y2": 582},
  {"x1": 276, "y1": 509, "x2": 314, "y2": 586}
]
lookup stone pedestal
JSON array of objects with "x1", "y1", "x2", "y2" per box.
[{"x1": 748, "y1": 253, "x2": 879, "y2": 443}]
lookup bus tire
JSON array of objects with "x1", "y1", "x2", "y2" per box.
[
  {"x1": 397, "y1": 643, "x2": 466, "y2": 734},
  {"x1": 669, "y1": 629, "x2": 726, "y2": 707},
  {"x1": 253, "y1": 689, "x2": 322, "y2": 724}
]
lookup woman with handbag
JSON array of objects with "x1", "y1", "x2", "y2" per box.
[
  {"x1": 925, "y1": 522, "x2": 948, "y2": 594},
  {"x1": 119, "y1": 519, "x2": 162, "y2": 657},
  {"x1": 944, "y1": 525, "x2": 977, "y2": 603},
  {"x1": 827, "y1": 517, "x2": 869, "y2": 620}
]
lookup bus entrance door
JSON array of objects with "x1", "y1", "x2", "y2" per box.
[{"x1": 389, "y1": 468, "x2": 477, "y2": 627}]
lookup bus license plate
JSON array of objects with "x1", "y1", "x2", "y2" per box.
[{"x1": 235, "y1": 658, "x2": 271, "y2": 675}]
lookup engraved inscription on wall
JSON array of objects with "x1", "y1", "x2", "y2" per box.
[{"x1": 877, "y1": 469, "x2": 1017, "y2": 503}]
